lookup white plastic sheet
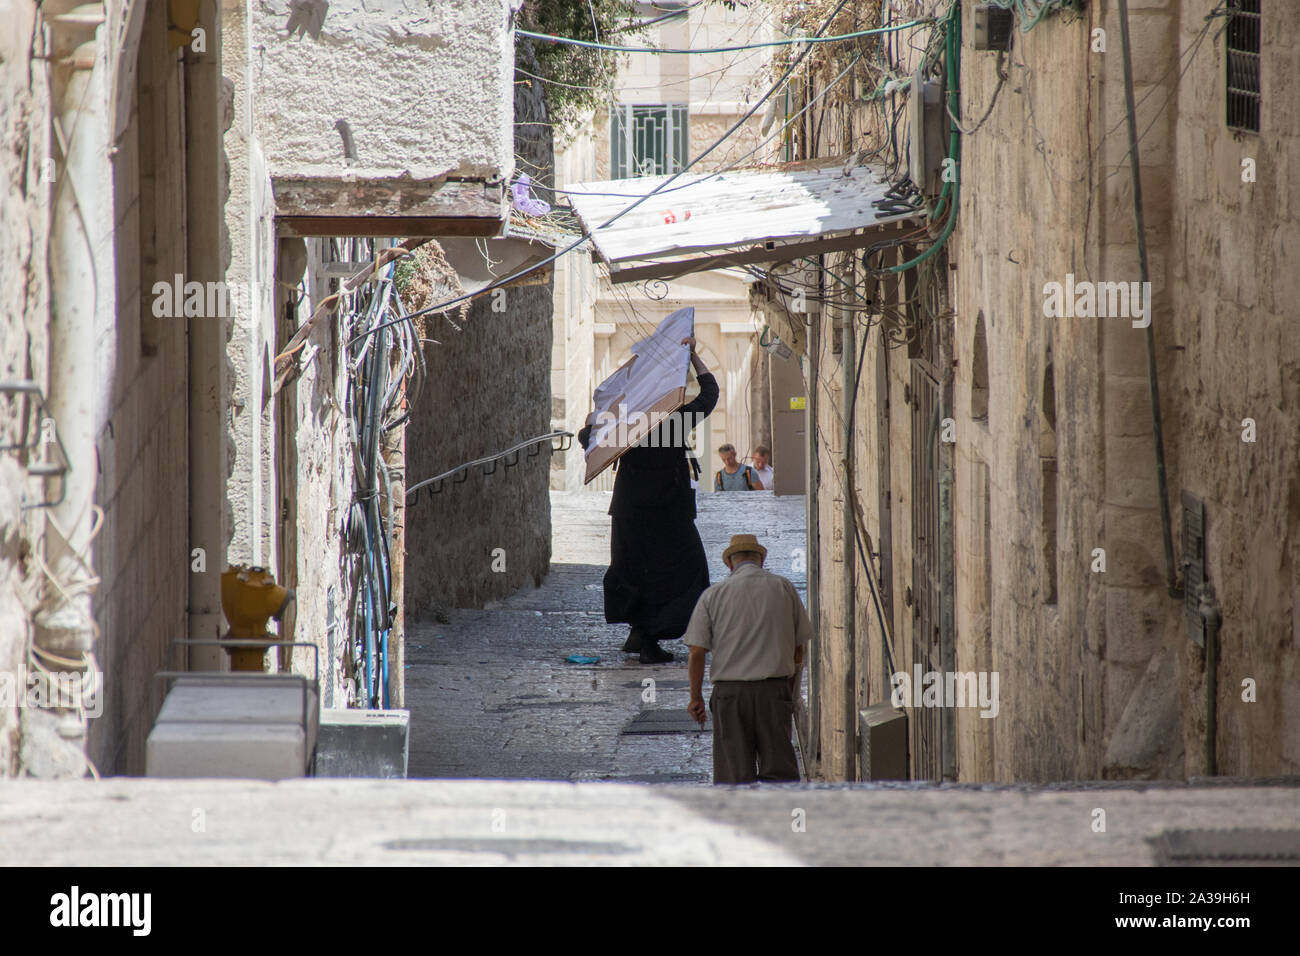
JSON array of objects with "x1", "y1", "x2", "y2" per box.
[{"x1": 583, "y1": 307, "x2": 695, "y2": 483}]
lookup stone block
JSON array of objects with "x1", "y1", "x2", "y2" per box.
[
  {"x1": 1104, "y1": 326, "x2": 1152, "y2": 383},
  {"x1": 1102, "y1": 643, "x2": 1183, "y2": 778},
  {"x1": 250, "y1": 0, "x2": 512, "y2": 185},
  {"x1": 1100, "y1": 507, "x2": 1166, "y2": 587},
  {"x1": 1103, "y1": 584, "x2": 1171, "y2": 662},
  {"x1": 1100, "y1": 382, "x2": 1152, "y2": 448},
  {"x1": 1104, "y1": 435, "x2": 1159, "y2": 507},
  {"x1": 146, "y1": 677, "x2": 319, "y2": 780}
]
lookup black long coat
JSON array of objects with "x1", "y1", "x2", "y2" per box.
[{"x1": 578, "y1": 372, "x2": 719, "y2": 639}]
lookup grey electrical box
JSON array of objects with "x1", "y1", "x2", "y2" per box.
[
  {"x1": 908, "y1": 69, "x2": 947, "y2": 196},
  {"x1": 858, "y1": 703, "x2": 909, "y2": 781},
  {"x1": 973, "y1": 4, "x2": 1014, "y2": 51},
  {"x1": 314, "y1": 708, "x2": 410, "y2": 778}
]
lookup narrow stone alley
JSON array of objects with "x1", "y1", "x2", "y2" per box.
[
  {"x1": 6, "y1": 0, "x2": 1300, "y2": 905},
  {"x1": 406, "y1": 489, "x2": 807, "y2": 782}
]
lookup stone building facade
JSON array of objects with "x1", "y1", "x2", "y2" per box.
[
  {"x1": 1, "y1": 0, "x2": 520, "y2": 776},
  {"x1": 790, "y1": 0, "x2": 1300, "y2": 782},
  {"x1": 0, "y1": 0, "x2": 227, "y2": 776}
]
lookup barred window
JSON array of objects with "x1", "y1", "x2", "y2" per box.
[
  {"x1": 610, "y1": 104, "x2": 689, "y2": 178},
  {"x1": 1226, "y1": 0, "x2": 1261, "y2": 133}
]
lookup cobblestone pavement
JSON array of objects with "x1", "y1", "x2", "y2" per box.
[
  {"x1": 405, "y1": 489, "x2": 807, "y2": 782},
  {"x1": 5, "y1": 490, "x2": 1299, "y2": 865}
]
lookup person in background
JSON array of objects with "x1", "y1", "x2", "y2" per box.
[
  {"x1": 750, "y1": 445, "x2": 773, "y2": 491},
  {"x1": 713, "y1": 443, "x2": 762, "y2": 491},
  {"x1": 684, "y1": 533, "x2": 811, "y2": 784}
]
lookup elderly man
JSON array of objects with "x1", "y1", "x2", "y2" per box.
[{"x1": 684, "y1": 533, "x2": 812, "y2": 784}]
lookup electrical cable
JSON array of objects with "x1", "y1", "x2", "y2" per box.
[
  {"x1": 613, "y1": 1, "x2": 702, "y2": 33},
  {"x1": 514, "y1": 45, "x2": 768, "y2": 95},
  {"x1": 553, "y1": 50, "x2": 862, "y2": 200},
  {"x1": 864, "y1": 3, "x2": 960, "y2": 277},
  {"x1": 983, "y1": 0, "x2": 1083, "y2": 33},
  {"x1": 945, "y1": 50, "x2": 1006, "y2": 135},
  {"x1": 351, "y1": 1, "x2": 929, "y2": 348},
  {"x1": 516, "y1": 18, "x2": 929, "y2": 55}
]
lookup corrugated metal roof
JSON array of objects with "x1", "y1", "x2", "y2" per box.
[{"x1": 564, "y1": 157, "x2": 924, "y2": 283}]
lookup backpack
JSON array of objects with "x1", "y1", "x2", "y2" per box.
[{"x1": 715, "y1": 465, "x2": 756, "y2": 490}]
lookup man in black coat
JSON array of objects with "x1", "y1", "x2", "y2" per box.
[{"x1": 578, "y1": 337, "x2": 719, "y2": 663}]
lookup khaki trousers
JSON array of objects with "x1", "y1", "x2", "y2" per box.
[{"x1": 709, "y1": 677, "x2": 799, "y2": 784}]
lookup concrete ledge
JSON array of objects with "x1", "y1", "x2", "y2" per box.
[
  {"x1": 148, "y1": 722, "x2": 306, "y2": 781},
  {"x1": 146, "y1": 677, "x2": 319, "y2": 781}
]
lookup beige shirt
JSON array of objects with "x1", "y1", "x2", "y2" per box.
[{"x1": 683, "y1": 562, "x2": 813, "y2": 681}]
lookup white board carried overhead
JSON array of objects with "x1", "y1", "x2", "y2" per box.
[{"x1": 583, "y1": 307, "x2": 696, "y2": 485}]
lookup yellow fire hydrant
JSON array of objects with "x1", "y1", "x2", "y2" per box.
[{"x1": 220, "y1": 565, "x2": 296, "y2": 671}]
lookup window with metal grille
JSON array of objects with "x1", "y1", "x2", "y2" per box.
[
  {"x1": 1226, "y1": 0, "x2": 1261, "y2": 132},
  {"x1": 610, "y1": 104, "x2": 689, "y2": 178}
]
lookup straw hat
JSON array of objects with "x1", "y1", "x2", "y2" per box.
[{"x1": 722, "y1": 533, "x2": 767, "y2": 563}]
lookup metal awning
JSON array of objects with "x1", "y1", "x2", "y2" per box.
[{"x1": 564, "y1": 157, "x2": 925, "y2": 285}]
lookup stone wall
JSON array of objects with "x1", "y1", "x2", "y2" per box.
[
  {"x1": 403, "y1": 44, "x2": 554, "y2": 618},
  {"x1": 224, "y1": 0, "x2": 280, "y2": 574},
  {"x1": 88, "y1": 2, "x2": 192, "y2": 775},
  {"x1": 800, "y1": 0, "x2": 1300, "y2": 783},
  {"x1": 1167, "y1": 0, "x2": 1300, "y2": 776},
  {"x1": 0, "y1": 1, "x2": 48, "y2": 776},
  {"x1": 550, "y1": 119, "x2": 598, "y2": 492},
  {"x1": 249, "y1": 0, "x2": 513, "y2": 183},
  {"x1": 949, "y1": 3, "x2": 1102, "y2": 783},
  {"x1": 1, "y1": 2, "x2": 214, "y2": 778},
  {"x1": 275, "y1": 236, "x2": 355, "y2": 710},
  {"x1": 403, "y1": 278, "x2": 554, "y2": 616}
]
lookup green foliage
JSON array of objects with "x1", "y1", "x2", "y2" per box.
[
  {"x1": 517, "y1": 0, "x2": 649, "y2": 142},
  {"x1": 391, "y1": 254, "x2": 416, "y2": 297}
]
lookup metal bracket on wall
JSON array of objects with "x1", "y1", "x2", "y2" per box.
[
  {"x1": 405, "y1": 430, "x2": 573, "y2": 506},
  {"x1": 0, "y1": 380, "x2": 71, "y2": 510},
  {"x1": 1181, "y1": 491, "x2": 1207, "y2": 646}
]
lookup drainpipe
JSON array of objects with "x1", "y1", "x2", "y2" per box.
[
  {"x1": 33, "y1": 11, "x2": 110, "y2": 775},
  {"x1": 186, "y1": 0, "x2": 227, "y2": 672},
  {"x1": 939, "y1": 4, "x2": 960, "y2": 784},
  {"x1": 841, "y1": 295, "x2": 857, "y2": 780},
  {"x1": 939, "y1": 333, "x2": 956, "y2": 782},
  {"x1": 1199, "y1": 580, "x2": 1221, "y2": 775},
  {"x1": 1117, "y1": 0, "x2": 1179, "y2": 598},
  {"x1": 806, "y1": 308, "x2": 821, "y2": 775}
]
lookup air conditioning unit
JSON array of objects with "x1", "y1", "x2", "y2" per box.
[{"x1": 858, "y1": 703, "x2": 909, "y2": 781}]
